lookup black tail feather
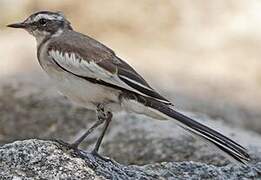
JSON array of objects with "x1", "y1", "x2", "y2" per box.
[{"x1": 147, "y1": 101, "x2": 251, "y2": 164}]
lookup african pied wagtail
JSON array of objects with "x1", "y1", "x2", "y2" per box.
[{"x1": 7, "y1": 11, "x2": 250, "y2": 164}]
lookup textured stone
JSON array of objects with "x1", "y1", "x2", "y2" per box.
[{"x1": 0, "y1": 139, "x2": 260, "y2": 179}]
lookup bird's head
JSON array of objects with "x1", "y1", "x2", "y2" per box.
[{"x1": 7, "y1": 11, "x2": 72, "y2": 44}]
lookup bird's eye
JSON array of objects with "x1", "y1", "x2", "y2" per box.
[{"x1": 39, "y1": 19, "x2": 47, "y2": 25}]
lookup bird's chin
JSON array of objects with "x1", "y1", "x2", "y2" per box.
[
  {"x1": 26, "y1": 29, "x2": 34, "y2": 36},
  {"x1": 17, "y1": 27, "x2": 34, "y2": 36},
  {"x1": 28, "y1": 30, "x2": 49, "y2": 40}
]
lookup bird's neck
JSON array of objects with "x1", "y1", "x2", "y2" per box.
[
  {"x1": 36, "y1": 35, "x2": 49, "y2": 48},
  {"x1": 36, "y1": 28, "x2": 64, "y2": 48}
]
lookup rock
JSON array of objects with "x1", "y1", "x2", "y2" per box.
[{"x1": 0, "y1": 139, "x2": 260, "y2": 179}]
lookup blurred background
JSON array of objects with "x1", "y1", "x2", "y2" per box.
[{"x1": 0, "y1": 0, "x2": 260, "y2": 136}]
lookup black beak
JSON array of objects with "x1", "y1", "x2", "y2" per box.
[{"x1": 7, "y1": 22, "x2": 27, "y2": 29}]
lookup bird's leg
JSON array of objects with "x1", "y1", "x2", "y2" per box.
[
  {"x1": 92, "y1": 112, "x2": 112, "y2": 153},
  {"x1": 69, "y1": 119, "x2": 105, "y2": 149},
  {"x1": 69, "y1": 104, "x2": 107, "y2": 149},
  {"x1": 91, "y1": 106, "x2": 113, "y2": 160}
]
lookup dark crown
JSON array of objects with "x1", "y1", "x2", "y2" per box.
[{"x1": 26, "y1": 11, "x2": 73, "y2": 33}]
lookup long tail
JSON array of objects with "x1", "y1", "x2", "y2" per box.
[{"x1": 147, "y1": 100, "x2": 251, "y2": 164}]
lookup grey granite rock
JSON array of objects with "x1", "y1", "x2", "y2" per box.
[{"x1": 0, "y1": 139, "x2": 260, "y2": 179}]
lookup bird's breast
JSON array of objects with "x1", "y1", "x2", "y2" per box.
[{"x1": 38, "y1": 47, "x2": 121, "y2": 110}]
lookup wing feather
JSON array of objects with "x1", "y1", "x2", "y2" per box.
[{"x1": 47, "y1": 31, "x2": 172, "y2": 104}]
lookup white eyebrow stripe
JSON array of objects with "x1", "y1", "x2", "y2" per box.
[{"x1": 33, "y1": 14, "x2": 63, "y2": 22}]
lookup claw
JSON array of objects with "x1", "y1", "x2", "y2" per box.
[
  {"x1": 91, "y1": 150, "x2": 112, "y2": 162},
  {"x1": 54, "y1": 139, "x2": 79, "y2": 150}
]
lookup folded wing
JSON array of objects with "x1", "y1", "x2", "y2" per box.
[{"x1": 47, "y1": 31, "x2": 172, "y2": 105}]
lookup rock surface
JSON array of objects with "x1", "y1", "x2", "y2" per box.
[{"x1": 0, "y1": 139, "x2": 260, "y2": 179}]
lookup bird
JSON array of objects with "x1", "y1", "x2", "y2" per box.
[{"x1": 7, "y1": 11, "x2": 250, "y2": 164}]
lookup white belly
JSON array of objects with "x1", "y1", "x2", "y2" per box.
[{"x1": 54, "y1": 72, "x2": 121, "y2": 110}]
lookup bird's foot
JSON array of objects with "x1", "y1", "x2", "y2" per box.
[
  {"x1": 91, "y1": 150, "x2": 113, "y2": 162},
  {"x1": 54, "y1": 139, "x2": 79, "y2": 150}
]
